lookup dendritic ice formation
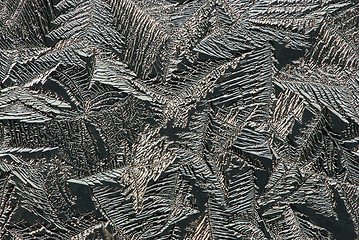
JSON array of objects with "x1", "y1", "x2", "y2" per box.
[{"x1": 1, "y1": 0, "x2": 359, "y2": 239}]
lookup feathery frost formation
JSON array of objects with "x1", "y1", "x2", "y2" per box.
[{"x1": 0, "y1": 0, "x2": 359, "y2": 239}]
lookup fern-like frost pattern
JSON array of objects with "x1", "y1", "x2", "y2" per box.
[{"x1": 0, "y1": 0, "x2": 359, "y2": 239}]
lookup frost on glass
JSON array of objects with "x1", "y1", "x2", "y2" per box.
[{"x1": 0, "y1": 0, "x2": 359, "y2": 239}]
